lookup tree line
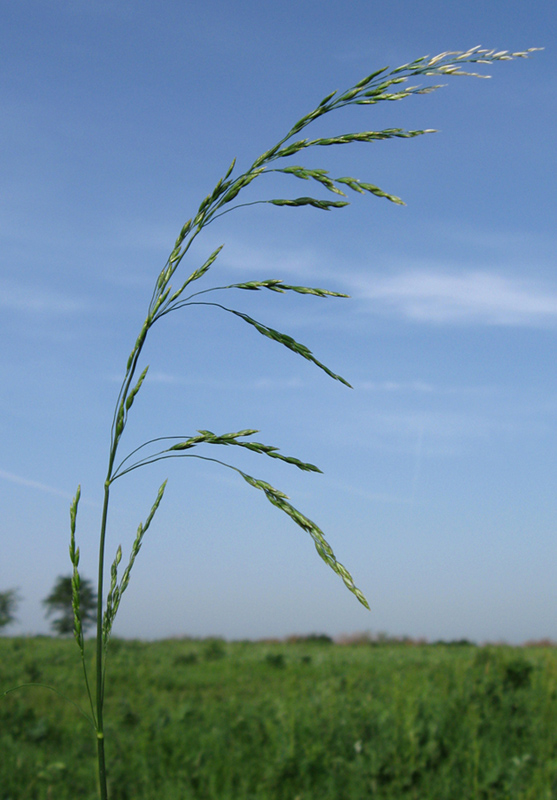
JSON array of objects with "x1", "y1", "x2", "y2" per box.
[{"x1": 0, "y1": 576, "x2": 96, "y2": 635}]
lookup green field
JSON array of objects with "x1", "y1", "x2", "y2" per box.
[{"x1": 1, "y1": 636, "x2": 557, "y2": 799}]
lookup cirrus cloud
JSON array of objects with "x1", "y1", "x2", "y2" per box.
[{"x1": 356, "y1": 270, "x2": 557, "y2": 326}]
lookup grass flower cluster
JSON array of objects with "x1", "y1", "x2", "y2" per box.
[{"x1": 5, "y1": 46, "x2": 540, "y2": 798}]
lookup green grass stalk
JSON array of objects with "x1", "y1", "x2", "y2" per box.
[
  {"x1": 57, "y1": 46, "x2": 539, "y2": 797},
  {"x1": 95, "y1": 482, "x2": 112, "y2": 800}
]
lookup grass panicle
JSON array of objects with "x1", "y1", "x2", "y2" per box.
[
  {"x1": 103, "y1": 481, "x2": 167, "y2": 651},
  {"x1": 58, "y1": 45, "x2": 538, "y2": 798},
  {"x1": 68, "y1": 486, "x2": 82, "y2": 650}
]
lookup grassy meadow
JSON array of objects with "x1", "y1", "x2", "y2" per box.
[{"x1": 1, "y1": 636, "x2": 557, "y2": 799}]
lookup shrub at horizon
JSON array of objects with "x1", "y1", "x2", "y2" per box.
[
  {"x1": 0, "y1": 589, "x2": 20, "y2": 631},
  {"x1": 43, "y1": 576, "x2": 97, "y2": 637}
]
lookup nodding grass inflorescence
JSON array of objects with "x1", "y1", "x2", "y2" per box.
[{"x1": 60, "y1": 46, "x2": 539, "y2": 798}]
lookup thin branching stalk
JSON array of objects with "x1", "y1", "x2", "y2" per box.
[
  {"x1": 63, "y1": 46, "x2": 538, "y2": 799},
  {"x1": 95, "y1": 482, "x2": 111, "y2": 800}
]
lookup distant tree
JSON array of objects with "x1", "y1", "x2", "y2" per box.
[
  {"x1": 0, "y1": 588, "x2": 20, "y2": 630},
  {"x1": 43, "y1": 575, "x2": 97, "y2": 636}
]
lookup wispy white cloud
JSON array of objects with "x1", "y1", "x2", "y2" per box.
[
  {"x1": 111, "y1": 370, "x2": 307, "y2": 391},
  {"x1": 41, "y1": 0, "x2": 138, "y2": 21},
  {"x1": 149, "y1": 235, "x2": 557, "y2": 330},
  {"x1": 356, "y1": 380, "x2": 498, "y2": 397},
  {"x1": 0, "y1": 469, "x2": 98, "y2": 506},
  {"x1": 215, "y1": 239, "x2": 325, "y2": 280},
  {"x1": 325, "y1": 405, "x2": 519, "y2": 460},
  {"x1": 358, "y1": 409, "x2": 496, "y2": 442},
  {"x1": 358, "y1": 380, "x2": 435, "y2": 393},
  {"x1": 422, "y1": 219, "x2": 557, "y2": 256},
  {"x1": 355, "y1": 270, "x2": 557, "y2": 326},
  {"x1": 251, "y1": 377, "x2": 305, "y2": 390},
  {"x1": 0, "y1": 281, "x2": 84, "y2": 315},
  {"x1": 321, "y1": 474, "x2": 413, "y2": 505},
  {"x1": 0, "y1": 469, "x2": 72, "y2": 499}
]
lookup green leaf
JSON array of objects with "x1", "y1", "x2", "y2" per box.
[
  {"x1": 223, "y1": 308, "x2": 352, "y2": 387},
  {"x1": 228, "y1": 279, "x2": 349, "y2": 298},
  {"x1": 318, "y1": 89, "x2": 337, "y2": 107},
  {"x1": 269, "y1": 197, "x2": 349, "y2": 210},
  {"x1": 223, "y1": 157, "x2": 236, "y2": 180},
  {"x1": 275, "y1": 128, "x2": 429, "y2": 159},
  {"x1": 125, "y1": 366, "x2": 149, "y2": 412},
  {"x1": 335, "y1": 177, "x2": 405, "y2": 205},
  {"x1": 106, "y1": 480, "x2": 168, "y2": 642},
  {"x1": 163, "y1": 245, "x2": 224, "y2": 308},
  {"x1": 274, "y1": 166, "x2": 346, "y2": 196},
  {"x1": 353, "y1": 67, "x2": 389, "y2": 88},
  {"x1": 169, "y1": 429, "x2": 322, "y2": 473},
  {"x1": 239, "y1": 470, "x2": 369, "y2": 609}
]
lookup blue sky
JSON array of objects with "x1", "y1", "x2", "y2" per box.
[{"x1": 1, "y1": 0, "x2": 555, "y2": 643}]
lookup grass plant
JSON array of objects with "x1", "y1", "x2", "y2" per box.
[{"x1": 3, "y1": 46, "x2": 539, "y2": 797}]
